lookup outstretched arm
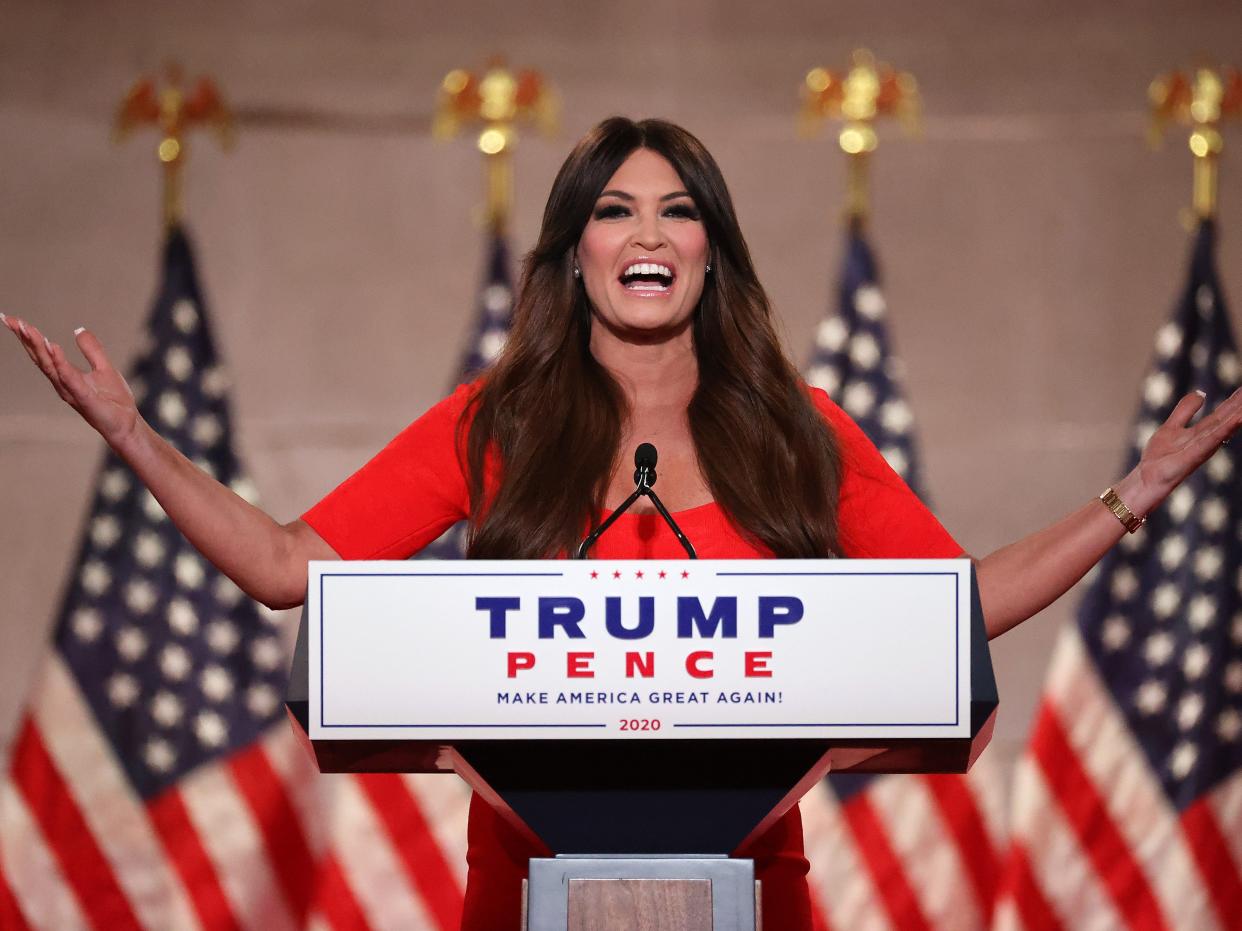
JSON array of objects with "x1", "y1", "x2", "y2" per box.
[
  {"x1": 4, "y1": 314, "x2": 336, "y2": 609},
  {"x1": 973, "y1": 388, "x2": 1242, "y2": 639}
]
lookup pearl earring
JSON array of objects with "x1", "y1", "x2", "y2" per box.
[
  {"x1": 573, "y1": 265, "x2": 581, "y2": 278},
  {"x1": 705, "y1": 263, "x2": 712, "y2": 273}
]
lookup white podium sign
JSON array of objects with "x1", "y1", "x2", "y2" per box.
[{"x1": 307, "y1": 559, "x2": 972, "y2": 741}]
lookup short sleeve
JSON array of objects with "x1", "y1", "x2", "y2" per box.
[
  {"x1": 300, "y1": 382, "x2": 477, "y2": 559},
  {"x1": 807, "y1": 387, "x2": 963, "y2": 559}
]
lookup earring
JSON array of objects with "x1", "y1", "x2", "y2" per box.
[
  {"x1": 573, "y1": 265, "x2": 581, "y2": 278},
  {"x1": 705, "y1": 263, "x2": 712, "y2": 274}
]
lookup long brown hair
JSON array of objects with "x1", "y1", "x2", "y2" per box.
[{"x1": 464, "y1": 116, "x2": 842, "y2": 558}]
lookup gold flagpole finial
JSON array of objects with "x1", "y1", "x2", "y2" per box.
[
  {"x1": 1149, "y1": 64, "x2": 1241, "y2": 221},
  {"x1": 433, "y1": 57, "x2": 559, "y2": 234},
  {"x1": 114, "y1": 63, "x2": 233, "y2": 230},
  {"x1": 799, "y1": 49, "x2": 921, "y2": 224}
]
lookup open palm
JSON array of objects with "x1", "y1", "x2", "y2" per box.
[
  {"x1": 3, "y1": 315, "x2": 140, "y2": 447},
  {"x1": 1136, "y1": 387, "x2": 1242, "y2": 501}
]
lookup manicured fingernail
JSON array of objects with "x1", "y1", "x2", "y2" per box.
[
  {"x1": 0, "y1": 312, "x2": 7, "y2": 323},
  {"x1": 1195, "y1": 389, "x2": 1207, "y2": 398},
  {"x1": 73, "y1": 327, "x2": 85, "y2": 336},
  {"x1": 18, "y1": 321, "x2": 27, "y2": 335},
  {"x1": 43, "y1": 336, "x2": 52, "y2": 351}
]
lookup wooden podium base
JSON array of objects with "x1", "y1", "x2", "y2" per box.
[
  {"x1": 523, "y1": 858, "x2": 759, "y2": 931},
  {"x1": 568, "y1": 879, "x2": 712, "y2": 931}
]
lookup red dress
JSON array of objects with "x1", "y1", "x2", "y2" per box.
[{"x1": 302, "y1": 382, "x2": 962, "y2": 930}]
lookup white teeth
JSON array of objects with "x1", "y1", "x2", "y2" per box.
[{"x1": 622, "y1": 262, "x2": 673, "y2": 278}]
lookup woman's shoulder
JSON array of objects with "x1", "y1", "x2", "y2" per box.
[
  {"x1": 408, "y1": 378, "x2": 484, "y2": 431},
  {"x1": 442, "y1": 377, "x2": 485, "y2": 412},
  {"x1": 800, "y1": 382, "x2": 856, "y2": 435}
]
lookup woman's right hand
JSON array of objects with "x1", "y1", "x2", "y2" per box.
[
  {"x1": 4, "y1": 310, "x2": 334, "y2": 608},
  {"x1": 3, "y1": 314, "x2": 141, "y2": 449}
]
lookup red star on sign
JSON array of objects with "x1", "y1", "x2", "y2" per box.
[
  {"x1": 613, "y1": 570, "x2": 622, "y2": 579},
  {"x1": 590, "y1": 570, "x2": 598, "y2": 579},
  {"x1": 635, "y1": 570, "x2": 644, "y2": 579},
  {"x1": 681, "y1": 570, "x2": 690, "y2": 578},
  {"x1": 658, "y1": 570, "x2": 667, "y2": 579}
]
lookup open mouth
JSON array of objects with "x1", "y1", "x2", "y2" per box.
[{"x1": 619, "y1": 262, "x2": 675, "y2": 293}]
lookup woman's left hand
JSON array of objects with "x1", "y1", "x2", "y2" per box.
[{"x1": 1125, "y1": 386, "x2": 1242, "y2": 514}]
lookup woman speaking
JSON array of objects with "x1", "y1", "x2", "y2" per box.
[{"x1": 6, "y1": 116, "x2": 1241, "y2": 929}]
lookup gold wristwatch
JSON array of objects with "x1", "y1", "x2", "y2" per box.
[{"x1": 1099, "y1": 487, "x2": 1145, "y2": 533}]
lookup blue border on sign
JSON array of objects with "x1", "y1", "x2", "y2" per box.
[
  {"x1": 317, "y1": 567, "x2": 964, "y2": 732},
  {"x1": 696, "y1": 569, "x2": 961, "y2": 728},
  {"x1": 318, "y1": 570, "x2": 609, "y2": 729}
]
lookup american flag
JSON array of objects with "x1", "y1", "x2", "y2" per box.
[
  {"x1": 0, "y1": 227, "x2": 467, "y2": 930},
  {"x1": 992, "y1": 220, "x2": 1242, "y2": 930},
  {"x1": 803, "y1": 220, "x2": 1006, "y2": 930},
  {"x1": 418, "y1": 231, "x2": 515, "y2": 561}
]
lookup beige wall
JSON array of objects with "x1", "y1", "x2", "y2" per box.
[{"x1": 3, "y1": 0, "x2": 1241, "y2": 795}]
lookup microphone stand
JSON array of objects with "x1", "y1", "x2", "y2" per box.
[{"x1": 576, "y1": 449, "x2": 697, "y2": 560}]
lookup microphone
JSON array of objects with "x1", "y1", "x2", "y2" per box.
[
  {"x1": 634, "y1": 442, "x2": 657, "y2": 488},
  {"x1": 575, "y1": 443, "x2": 698, "y2": 560}
]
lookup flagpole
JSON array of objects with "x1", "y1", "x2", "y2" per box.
[
  {"x1": 113, "y1": 63, "x2": 233, "y2": 232},
  {"x1": 798, "y1": 49, "x2": 921, "y2": 226},
  {"x1": 419, "y1": 59, "x2": 557, "y2": 559},
  {"x1": 1148, "y1": 64, "x2": 1240, "y2": 222},
  {"x1": 433, "y1": 58, "x2": 559, "y2": 235}
]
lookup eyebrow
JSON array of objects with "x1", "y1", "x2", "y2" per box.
[{"x1": 597, "y1": 189, "x2": 694, "y2": 202}]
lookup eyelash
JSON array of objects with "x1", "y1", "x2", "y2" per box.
[{"x1": 592, "y1": 204, "x2": 700, "y2": 221}]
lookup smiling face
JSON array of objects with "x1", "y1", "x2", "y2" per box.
[{"x1": 576, "y1": 148, "x2": 710, "y2": 348}]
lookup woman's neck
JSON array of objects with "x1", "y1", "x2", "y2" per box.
[{"x1": 589, "y1": 324, "x2": 698, "y2": 411}]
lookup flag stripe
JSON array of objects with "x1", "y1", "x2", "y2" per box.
[
  {"x1": 31, "y1": 658, "x2": 201, "y2": 928},
  {"x1": 841, "y1": 793, "x2": 934, "y2": 931},
  {"x1": 10, "y1": 718, "x2": 143, "y2": 931},
  {"x1": 309, "y1": 853, "x2": 373, "y2": 931},
  {"x1": 0, "y1": 781, "x2": 90, "y2": 930},
  {"x1": 0, "y1": 855, "x2": 33, "y2": 931},
  {"x1": 801, "y1": 783, "x2": 888, "y2": 930},
  {"x1": 354, "y1": 773, "x2": 464, "y2": 931},
  {"x1": 147, "y1": 787, "x2": 241, "y2": 931},
  {"x1": 328, "y1": 773, "x2": 438, "y2": 930},
  {"x1": 1008, "y1": 753, "x2": 1122, "y2": 927},
  {"x1": 1030, "y1": 701, "x2": 1170, "y2": 931},
  {"x1": 807, "y1": 892, "x2": 834, "y2": 931},
  {"x1": 1045, "y1": 631, "x2": 1222, "y2": 930},
  {"x1": 229, "y1": 743, "x2": 316, "y2": 924},
  {"x1": 1179, "y1": 797, "x2": 1242, "y2": 931},
  {"x1": 866, "y1": 771, "x2": 985, "y2": 928},
  {"x1": 1205, "y1": 775, "x2": 1242, "y2": 885},
  {"x1": 965, "y1": 755, "x2": 1008, "y2": 853},
  {"x1": 179, "y1": 758, "x2": 297, "y2": 931},
  {"x1": 401, "y1": 773, "x2": 471, "y2": 886},
  {"x1": 922, "y1": 774, "x2": 1000, "y2": 916},
  {"x1": 995, "y1": 843, "x2": 1065, "y2": 931}
]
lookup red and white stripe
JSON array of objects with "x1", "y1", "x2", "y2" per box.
[
  {"x1": 802, "y1": 758, "x2": 1006, "y2": 931},
  {"x1": 314, "y1": 773, "x2": 438, "y2": 929},
  {"x1": 401, "y1": 773, "x2": 470, "y2": 888},
  {"x1": 0, "y1": 654, "x2": 417, "y2": 931},
  {"x1": 993, "y1": 627, "x2": 1241, "y2": 931},
  {"x1": 1, "y1": 775, "x2": 89, "y2": 931},
  {"x1": 6, "y1": 655, "x2": 199, "y2": 929}
]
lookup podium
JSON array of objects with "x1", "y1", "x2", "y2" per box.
[{"x1": 286, "y1": 559, "x2": 997, "y2": 930}]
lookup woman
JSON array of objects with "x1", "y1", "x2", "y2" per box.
[{"x1": 6, "y1": 116, "x2": 1241, "y2": 929}]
